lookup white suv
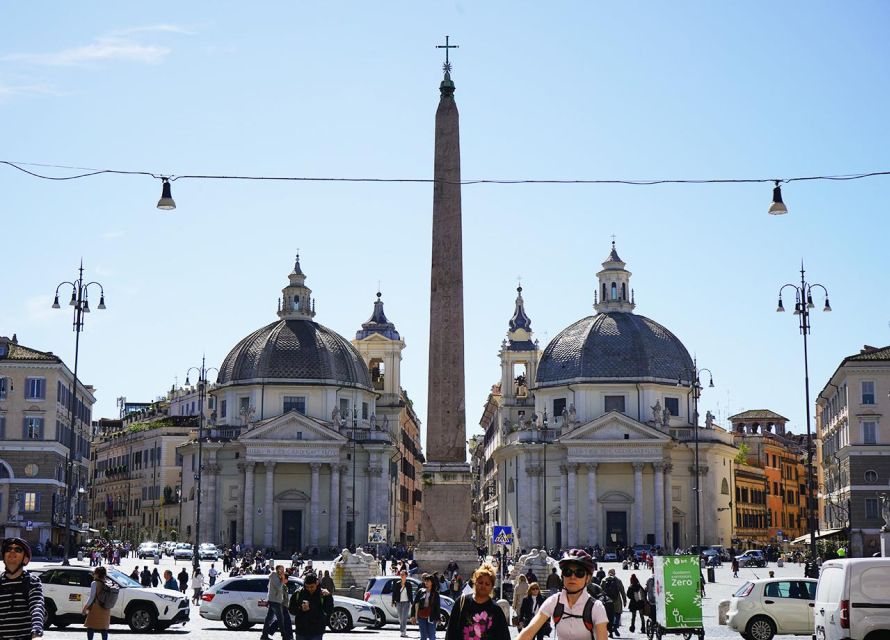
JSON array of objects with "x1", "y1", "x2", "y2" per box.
[
  {"x1": 814, "y1": 557, "x2": 890, "y2": 640},
  {"x1": 39, "y1": 565, "x2": 190, "y2": 632},
  {"x1": 137, "y1": 542, "x2": 160, "y2": 559}
]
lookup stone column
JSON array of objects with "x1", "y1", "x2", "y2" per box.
[
  {"x1": 517, "y1": 453, "x2": 529, "y2": 545},
  {"x1": 653, "y1": 462, "x2": 665, "y2": 547},
  {"x1": 588, "y1": 463, "x2": 599, "y2": 546},
  {"x1": 559, "y1": 465, "x2": 568, "y2": 548},
  {"x1": 242, "y1": 462, "x2": 255, "y2": 546},
  {"x1": 663, "y1": 463, "x2": 673, "y2": 549},
  {"x1": 310, "y1": 463, "x2": 321, "y2": 548},
  {"x1": 205, "y1": 456, "x2": 219, "y2": 543},
  {"x1": 566, "y1": 463, "x2": 578, "y2": 547},
  {"x1": 329, "y1": 463, "x2": 340, "y2": 548},
  {"x1": 633, "y1": 462, "x2": 644, "y2": 545},
  {"x1": 699, "y1": 465, "x2": 710, "y2": 545},
  {"x1": 528, "y1": 466, "x2": 540, "y2": 548},
  {"x1": 339, "y1": 464, "x2": 349, "y2": 547},
  {"x1": 264, "y1": 462, "x2": 276, "y2": 547}
]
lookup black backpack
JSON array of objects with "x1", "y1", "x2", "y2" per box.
[
  {"x1": 552, "y1": 595, "x2": 598, "y2": 636},
  {"x1": 602, "y1": 576, "x2": 620, "y2": 600}
]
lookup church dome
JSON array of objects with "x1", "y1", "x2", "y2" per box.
[
  {"x1": 217, "y1": 318, "x2": 373, "y2": 388},
  {"x1": 535, "y1": 312, "x2": 694, "y2": 387}
]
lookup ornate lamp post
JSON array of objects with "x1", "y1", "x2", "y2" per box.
[
  {"x1": 52, "y1": 262, "x2": 106, "y2": 565},
  {"x1": 185, "y1": 356, "x2": 218, "y2": 571},
  {"x1": 679, "y1": 359, "x2": 714, "y2": 556},
  {"x1": 777, "y1": 263, "x2": 831, "y2": 577}
]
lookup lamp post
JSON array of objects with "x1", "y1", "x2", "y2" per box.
[
  {"x1": 52, "y1": 262, "x2": 106, "y2": 565},
  {"x1": 185, "y1": 356, "x2": 218, "y2": 571},
  {"x1": 777, "y1": 263, "x2": 831, "y2": 577},
  {"x1": 536, "y1": 410, "x2": 549, "y2": 552},
  {"x1": 679, "y1": 359, "x2": 714, "y2": 557}
]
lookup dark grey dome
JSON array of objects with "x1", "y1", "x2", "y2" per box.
[
  {"x1": 218, "y1": 319, "x2": 372, "y2": 389},
  {"x1": 536, "y1": 312, "x2": 693, "y2": 387}
]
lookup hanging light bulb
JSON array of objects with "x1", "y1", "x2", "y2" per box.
[
  {"x1": 69, "y1": 290, "x2": 77, "y2": 306},
  {"x1": 98, "y1": 294, "x2": 106, "y2": 310},
  {"x1": 823, "y1": 298, "x2": 832, "y2": 312},
  {"x1": 52, "y1": 295, "x2": 61, "y2": 309},
  {"x1": 157, "y1": 177, "x2": 176, "y2": 210},
  {"x1": 776, "y1": 297, "x2": 785, "y2": 312},
  {"x1": 768, "y1": 180, "x2": 788, "y2": 215}
]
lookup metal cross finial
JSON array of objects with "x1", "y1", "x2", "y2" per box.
[
  {"x1": 436, "y1": 35, "x2": 459, "y2": 72},
  {"x1": 610, "y1": 234, "x2": 616, "y2": 245}
]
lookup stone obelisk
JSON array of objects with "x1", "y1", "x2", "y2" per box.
[{"x1": 415, "y1": 37, "x2": 478, "y2": 572}]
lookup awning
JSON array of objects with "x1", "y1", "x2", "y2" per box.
[{"x1": 790, "y1": 528, "x2": 845, "y2": 544}]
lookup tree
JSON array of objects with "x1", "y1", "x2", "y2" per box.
[{"x1": 734, "y1": 442, "x2": 750, "y2": 465}]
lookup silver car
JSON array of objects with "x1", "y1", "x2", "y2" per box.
[
  {"x1": 200, "y1": 574, "x2": 377, "y2": 632},
  {"x1": 363, "y1": 575, "x2": 453, "y2": 631}
]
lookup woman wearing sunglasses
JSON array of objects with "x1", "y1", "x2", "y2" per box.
[
  {"x1": 518, "y1": 582, "x2": 550, "y2": 640},
  {"x1": 516, "y1": 549, "x2": 608, "y2": 640}
]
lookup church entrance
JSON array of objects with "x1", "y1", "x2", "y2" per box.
[
  {"x1": 281, "y1": 510, "x2": 303, "y2": 553},
  {"x1": 606, "y1": 511, "x2": 627, "y2": 548}
]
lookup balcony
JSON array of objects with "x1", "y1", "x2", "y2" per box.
[{"x1": 503, "y1": 427, "x2": 560, "y2": 446}]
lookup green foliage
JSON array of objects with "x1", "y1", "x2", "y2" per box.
[{"x1": 734, "y1": 442, "x2": 750, "y2": 464}]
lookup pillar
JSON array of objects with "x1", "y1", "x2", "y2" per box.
[
  {"x1": 653, "y1": 462, "x2": 665, "y2": 547},
  {"x1": 566, "y1": 463, "x2": 578, "y2": 547},
  {"x1": 528, "y1": 465, "x2": 540, "y2": 548},
  {"x1": 559, "y1": 465, "x2": 568, "y2": 548},
  {"x1": 588, "y1": 463, "x2": 599, "y2": 546},
  {"x1": 242, "y1": 462, "x2": 255, "y2": 546},
  {"x1": 517, "y1": 453, "x2": 529, "y2": 545},
  {"x1": 264, "y1": 462, "x2": 276, "y2": 547},
  {"x1": 699, "y1": 465, "x2": 710, "y2": 545},
  {"x1": 663, "y1": 463, "x2": 673, "y2": 550},
  {"x1": 339, "y1": 464, "x2": 349, "y2": 547},
  {"x1": 329, "y1": 462, "x2": 340, "y2": 548},
  {"x1": 310, "y1": 462, "x2": 321, "y2": 548},
  {"x1": 633, "y1": 462, "x2": 644, "y2": 545}
]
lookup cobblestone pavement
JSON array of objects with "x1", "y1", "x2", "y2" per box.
[{"x1": 35, "y1": 555, "x2": 815, "y2": 640}]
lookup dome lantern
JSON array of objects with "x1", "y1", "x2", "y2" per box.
[
  {"x1": 278, "y1": 253, "x2": 316, "y2": 320},
  {"x1": 594, "y1": 240, "x2": 635, "y2": 313}
]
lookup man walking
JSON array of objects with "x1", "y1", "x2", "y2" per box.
[
  {"x1": 545, "y1": 568, "x2": 562, "y2": 595},
  {"x1": 391, "y1": 569, "x2": 414, "y2": 637},
  {"x1": 261, "y1": 565, "x2": 292, "y2": 640},
  {"x1": 291, "y1": 573, "x2": 332, "y2": 640},
  {"x1": 0, "y1": 537, "x2": 45, "y2": 640},
  {"x1": 600, "y1": 569, "x2": 627, "y2": 638}
]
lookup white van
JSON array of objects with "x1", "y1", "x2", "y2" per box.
[{"x1": 813, "y1": 557, "x2": 890, "y2": 640}]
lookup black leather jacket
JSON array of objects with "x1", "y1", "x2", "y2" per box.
[{"x1": 391, "y1": 580, "x2": 414, "y2": 606}]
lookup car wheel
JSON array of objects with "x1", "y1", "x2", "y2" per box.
[
  {"x1": 373, "y1": 608, "x2": 386, "y2": 629},
  {"x1": 222, "y1": 605, "x2": 250, "y2": 631},
  {"x1": 328, "y1": 607, "x2": 353, "y2": 632},
  {"x1": 745, "y1": 616, "x2": 776, "y2": 640},
  {"x1": 44, "y1": 601, "x2": 57, "y2": 628},
  {"x1": 127, "y1": 605, "x2": 158, "y2": 633},
  {"x1": 437, "y1": 611, "x2": 449, "y2": 632}
]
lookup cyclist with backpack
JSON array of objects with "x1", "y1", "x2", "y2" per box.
[
  {"x1": 82, "y1": 566, "x2": 111, "y2": 640},
  {"x1": 0, "y1": 537, "x2": 45, "y2": 640},
  {"x1": 516, "y1": 549, "x2": 608, "y2": 640}
]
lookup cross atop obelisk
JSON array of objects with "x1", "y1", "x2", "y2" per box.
[{"x1": 436, "y1": 35, "x2": 459, "y2": 72}]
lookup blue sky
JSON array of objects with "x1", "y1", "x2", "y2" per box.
[{"x1": 2, "y1": 2, "x2": 889, "y2": 444}]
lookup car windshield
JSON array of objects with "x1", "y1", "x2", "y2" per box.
[{"x1": 109, "y1": 569, "x2": 143, "y2": 588}]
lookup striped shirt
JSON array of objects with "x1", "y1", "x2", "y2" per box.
[{"x1": 0, "y1": 570, "x2": 45, "y2": 639}]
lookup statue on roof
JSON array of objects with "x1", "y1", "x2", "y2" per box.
[
  {"x1": 705, "y1": 411, "x2": 716, "y2": 429},
  {"x1": 880, "y1": 493, "x2": 890, "y2": 532},
  {"x1": 651, "y1": 401, "x2": 664, "y2": 428}
]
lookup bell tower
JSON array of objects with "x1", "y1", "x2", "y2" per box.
[
  {"x1": 353, "y1": 292, "x2": 405, "y2": 428},
  {"x1": 278, "y1": 254, "x2": 316, "y2": 320},
  {"x1": 594, "y1": 240, "x2": 635, "y2": 313}
]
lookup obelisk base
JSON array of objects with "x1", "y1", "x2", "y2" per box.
[{"x1": 415, "y1": 462, "x2": 479, "y2": 573}]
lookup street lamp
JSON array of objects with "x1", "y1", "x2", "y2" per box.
[
  {"x1": 185, "y1": 356, "x2": 218, "y2": 571},
  {"x1": 679, "y1": 359, "x2": 714, "y2": 557},
  {"x1": 52, "y1": 261, "x2": 106, "y2": 565},
  {"x1": 777, "y1": 263, "x2": 830, "y2": 577}
]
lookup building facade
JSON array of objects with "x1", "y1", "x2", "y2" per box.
[
  {"x1": 478, "y1": 245, "x2": 738, "y2": 553},
  {"x1": 0, "y1": 334, "x2": 94, "y2": 547},
  {"x1": 816, "y1": 344, "x2": 890, "y2": 556}
]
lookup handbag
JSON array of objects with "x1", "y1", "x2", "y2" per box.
[
  {"x1": 512, "y1": 615, "x2": 522, "y2": 627},
  {"x1": 418, "y1": 606, "x2": 432, "y2": 618}
]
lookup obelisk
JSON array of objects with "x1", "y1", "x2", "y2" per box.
[{"x1": 415, "y1": 37, "x2": 479, "y2": 572}]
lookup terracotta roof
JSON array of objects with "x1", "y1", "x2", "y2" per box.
[
  {"x1": 1, "y1": 339, "x2": 60, "y2": 363},
  {"x1": 845, "y1": 345, "x2": 890, "y2": 362},
  {"x1": 728, "y1": 409, "x2": 789, "y2": 422}
]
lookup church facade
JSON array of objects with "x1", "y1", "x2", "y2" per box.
[
  {"x1": 178, "y1": 257, "x2": 415, "y2": 551},
  {"x1": 478, "y1": 243, "x2": 738, "y2": 552}
]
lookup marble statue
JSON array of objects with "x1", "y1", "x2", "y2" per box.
[
  {"x1": 331, "y1": 407, "x2": 341, "y2": 426},
  {"x1": 662, "y1": 406, "x2": 672, "y2": 427},
  {"x1": 880, "y1": 493, "x2": 890, "y2": 532},
  {"x1": 332, "y1": 547, "x2": 375, "y2": 590},
  {"x1": 705, "y1": 411, "x2": 715, "y2": 429},
  {"x1": 568, "y1": 403, "x2": 577, "y2": 425},
  {"x1": 651, "y1": 401, "x2": 664, "y2": 428}
]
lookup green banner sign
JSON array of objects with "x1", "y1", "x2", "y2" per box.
[{"x1": 654, "y1": 555, "x2": 703, "y2": 629}]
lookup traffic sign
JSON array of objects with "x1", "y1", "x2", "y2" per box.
[
  {"x1": 492, "y1": 525, "x2": 513, "y2": 545},
  {"x1": 25, "y1": 520, "x2": 33, "y2": 531}
]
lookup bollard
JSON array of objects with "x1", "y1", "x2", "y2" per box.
[{"x1": 707, "y1": 566, "x2": 715, "y2": 583}]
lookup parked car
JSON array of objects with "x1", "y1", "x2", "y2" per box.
[
  {"x1": 38, "y1": 565, "x2": 190, "y2": 632},
  {"x1": 173, "y1": 543, "x2": 194, "y2": 560},
  {"x1": 137, "y1": 542, "x2": 160, "y2": 559},
  {"x1": 813, "y1": 557, "x2": 890, "y2": 640},
  {"x1": 736, "y1": 550, "x2": 767, "y2": 568},
  {"x1": 198, "y1": 543, "x2": 220, "y2": 560},
  {"x1": 603, "y1": 550, "x2": 619, "y2": 561},
  {"x1": 725, "y1": 577, "x2": 818, "y2": 640},
  {"x1": 161, "y1": 541, "x2": 177, "y2": 557},
  {"x1": 200, "y1": 574, "x2": 376, "y2": 632},
  {"x1": 709, "y1": 545, "x2": 731, "y2": 562},
  {"x1": 364, "y1": 575, "x2": 453, "y2": 631}
]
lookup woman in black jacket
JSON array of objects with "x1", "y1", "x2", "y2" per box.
[
  {"x1": 410, "y1": 573, "x2": 441, "y2": 640},
  {"x1": 519, "y1": 582, "x2": 550, "y2": 640}
]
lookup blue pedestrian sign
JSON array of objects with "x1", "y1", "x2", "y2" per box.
[{"x1": 492, "y1": 525, "x2": 513, "y2": 545}]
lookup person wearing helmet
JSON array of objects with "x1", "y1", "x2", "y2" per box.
[
  {"x1": 516, "y1": 549, "x2": 608, "y2": 640},
  {"x1": 0, "y1": 537, "x2": 45, "y2": 639}
]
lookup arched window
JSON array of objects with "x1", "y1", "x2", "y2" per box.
[
  {"x1": 507, "y1": 478, "x2": 515, "y2": 493},
  {"x1": 293, "y1": 295, "x2": 300, "y2": 310},
  {"x1": 611, "y1": 282, "x2": 618, "y2": 300},
  {"x1": 721, "y1": 478, "x2": 730, "y2": 495},
  {"x1": 621, "y1": 283, "x2": 627, "y2": 300},
  {"x1": 602, "y1": 283, "x2": 606, "y2": 302}
]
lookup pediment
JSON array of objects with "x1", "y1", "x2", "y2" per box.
[
  {"x1": 275, "y1": 489, "x2": 310, "y2": 502},
  {"x1": 239, "y1": 411, "x2": 348, "y2": 443},
  {"x1": 560, "y1": 411, "x2": 671, "y2": 442}
]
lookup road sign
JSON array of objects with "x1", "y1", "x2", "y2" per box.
[
  {"x1": 492, "y1": 525, "x2": 513, "y2": 545},
  {"x1": 368, "y1": 523, "x2": 387, "y2": 544},
  {"x1": 25, "y1": 520, "x2": 33, "y2": 531}
]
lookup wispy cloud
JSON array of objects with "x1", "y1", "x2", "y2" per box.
[
  {"x1": 0, "y1": 82, "x2": 62, "y2": 101},
  {"x1": 101, "y1": 230, "x2": 125, "y2": 241},
  {"x1": 1, "y1": 25, "x2": 192, "y2": 66}
]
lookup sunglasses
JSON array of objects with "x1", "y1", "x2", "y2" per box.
[
  {"x1": 4, "y1": 546, "x2": 25, "y2": 554},
  {"x1": 562, "y1": 567, "x2": 588, "y2": 578}
]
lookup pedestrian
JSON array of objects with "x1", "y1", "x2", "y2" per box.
[
  {"x1": 626, "y1": 574, "x2": 645, "y2": 633},
  {"x1": 731, "y1": 557, "x2": 739, "y2": 578},
  {"x1": 410, "y1": 573, "x2": 441, "y2": 640},
  {"x1": 594, "y1": 566, "x2": 606, "y2": 586},
  {"x1": 600, "y1": 568, "x2": 627, "y2": 637},
  {"x1": 644, "y1": 573, "x2": 656, "y2": 631},
  {"x1": 140, "y1": 565, "x2": 152, "y2": 587},
  {"x1": 512, "y1": 574, "x2": 529, "y2": 619},
  {"x1": 151, "y1": 567, "x2": 160, "y2": 588},
  {"x1": 0, "y1": 537, "x2": 45, "y2": 640},
  {"x1": 177, "y1": 567, "x2": 189, "y2": 594},
  {"x1": 191, "y1": 568, "x2": 204, "y2": 605},
  {"x1": 546, "y1": 567, "x2": 563, "y2": 595},
  {"x1": 208, "y1": 564, "x2": 219, "y2": 587},
  {"x1": 261, "y1": 565, "x2": 292, "y2": 640},
  {"x1": 82, "y1": 566, "x2": 111, "y2": 640},
  {"x1": 518, "y1": 582, "x2": 550, "y2": 640},
  {"x1": 515, "y1": 550, "x2": 608, "y2": 640},
  {"x1": 445, "y1": 563, "x2": 510, "y2": 640},
  {"x1": 449, "y1": 573, "x2": 463, "y2": 598},
  {"x1": 392, "y1": 569, "x2": 414, "y2": 637},
  {"x1": 699, "y1": 570, "x2": 706, "y2": 598},
  {"x1": 290, "y1": 572, "x2": 333, "y2": 640},
  {"x1": 319, "y1": 570, "x2": 335, "y2": 595},
  {"x1": 163, "y1": 570, "x2": 178, "y2": 591}
]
